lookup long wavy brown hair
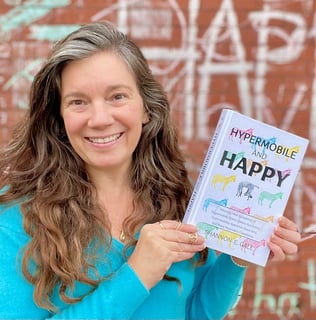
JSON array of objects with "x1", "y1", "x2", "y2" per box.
[{"x1": 0, "y1": 21, "x2": 207, "y2": 311}]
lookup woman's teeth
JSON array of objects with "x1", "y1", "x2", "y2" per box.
[{"x1": 89, "y1": 133, "x2": 121, "y2": 144}]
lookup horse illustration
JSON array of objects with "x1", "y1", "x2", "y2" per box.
[
  {"x1": 246, "y1": 159, "x2": 269, "y2": 176},
  {"x1": 203, "y1": 198, "x2": 228, "y2": 211},
  {"x1": 229, "y1": 206, "x2": 251, "y2": 214},
  {"x1": 258, "y1": 191, "x2": 283, "y2": 208},
  {"x1": 212, "y1": 174, "x2": 236, "y2": 191},
  {"x1": 225, "y1": 151, "x2": 245, "y2": 163},
  {"x1": 217, "y1": 229, "x2": 243, "y2": 248},
  {"x1": 275, "y1": 145, "x2": 300, "y2": 162},
  {"x1": 236, "y1": 181, "x2": 259, "y2": 200},
  {"x1": 253, "y1": 214, "x2": 275, "y2": 223},
  {"x1": 197, "y1": 222, "x2": 218, "y2": 239},
  {"x1": 241, "y1": 238, "x2": 266, "y2": 255},
  {"x1": 252, "y1": 136, "x2": 277, "y2": 155},
  {"x1": 229, "y1": 127, "x2": 254, "y2": 144}
]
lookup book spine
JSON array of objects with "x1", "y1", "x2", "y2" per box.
[{"x1": 183, "y1": 109, "x2": 231, "y2": 223}]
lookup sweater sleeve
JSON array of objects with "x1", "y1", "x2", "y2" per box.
[
  {"x1": 0, "y1": 224, "x2": 149, "y2": 318},
  {"x1": 50, "y1": 263, "x2": 149, "y2": 319},
  {"x1": 186, "y1": 250, "x2": 247, "y2": 320},
  {"x1": 0, "y1": 204, "x2": 150, "y2": 319}
]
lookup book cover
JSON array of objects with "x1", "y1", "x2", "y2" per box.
[{"x1": 183, "y1": 109, "x2": 309, "y2": 266}]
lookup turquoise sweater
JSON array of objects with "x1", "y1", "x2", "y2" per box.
[{"x1": 0, "y1": 201, "x2": 247, "y2": 319}]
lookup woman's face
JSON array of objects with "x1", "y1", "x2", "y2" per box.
[{"x1": 60, "y1": 51, "x2": 148, "y2": 175}]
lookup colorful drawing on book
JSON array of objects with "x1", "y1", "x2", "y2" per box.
[
  {"x1": 253, "y1": 214, "x2": 275, "y2": 223},
  {"x1": 211, "y1": 174, "x2": 236, "y2": 191},
  {"x1": 217, "y1": 229, "x2": 243, "y2": 248},
  {"x1": 197, "y1": 222, "x2": 218, "y2": 239},
  {"x1": 229, "y1": 127, "x2": 254, "y2": 144},
  {"x1": 225, "y1": 151, "x2": 245, "y2": 164},
  {"x1": 275, "y1": 145, "x2": 300, "y2": 162},
  {"x1": 220, "y1": 151, "x2": 288, "y2": 186},
  {"x1": 246, "y1": 159, "x2": 269, "y2": 176},
  {"x1": 236, "y1": 181, "x2": 259, "y2": 200},
  {"x1": 251, "y1": 136, "x2": 277, "y2": 158},
  {"x1": 229, "y1": 206, "x2": 251, "y2": 214},
  {"x1": 258, "y1": 191, "x2": 283, "y2": 208},
  {"x1": 241, "y1": 238, "x2": 266, "y2": 255},
  {"x1": 203, "y1": 198, "x2": 228, "y2": 211},
  {"x1": 281, "y1": 168, "x2": 291, "y2": 178}
]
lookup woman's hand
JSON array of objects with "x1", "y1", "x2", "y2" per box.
[
  {"x1": 128, "y1": 220, "x2": 206, "y2": 290},
  {"x1": 230, "y1": 216, "x2": 301, "y2": 268},
  {"x1": 267, "y1": 216, "x2": 301, "y2": 262}
]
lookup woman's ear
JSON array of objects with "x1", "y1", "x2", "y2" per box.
[
  {"x1": 142, "y1": 112, "x2": 150, "y2": 124},
  {"x1": 142, "y1": 104, "x2": 150, "y2": 124}
]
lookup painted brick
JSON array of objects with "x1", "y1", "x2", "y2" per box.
[{"x1": 0, "y1": 1, "x2": 315, "y2": 319}]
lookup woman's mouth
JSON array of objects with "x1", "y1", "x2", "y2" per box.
[{"x1": 87, "y1": 133, "x2": 122, "y2": 144}]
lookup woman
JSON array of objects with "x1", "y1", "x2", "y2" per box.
[{"x1": 0, "y1": 21, "x2": 300, "y2": 319}]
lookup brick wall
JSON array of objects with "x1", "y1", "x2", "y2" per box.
[{"x1": 1, "y1": 1, "x2": 315, "y2": 319}]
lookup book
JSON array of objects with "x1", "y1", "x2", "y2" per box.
[{"x1": 183, "y1": 109, "x2": 309, "y2": 266}]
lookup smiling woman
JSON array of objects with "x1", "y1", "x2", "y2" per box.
[
  {"x1": 0, "y1": 21, "x2": 301, "y2": 319},
  {"x1": 60, "y1": 51, "x2": 149, "y2": 174}
]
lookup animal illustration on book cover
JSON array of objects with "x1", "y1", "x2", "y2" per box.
[{"x1": 184, "y1": 109, "x2": 308, "y2": 266}]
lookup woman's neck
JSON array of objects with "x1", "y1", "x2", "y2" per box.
[{"x1": 95, "y1": 177, "x2": 134, "y2": 242}]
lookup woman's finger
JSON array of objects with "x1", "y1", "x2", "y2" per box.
[
  {"x1": 157, "y1": 220, "x2": 197, "y2": 233},
  {"x1": 267, "y1": 240, "x2": 286, "y2": 262},
  {"x1": 274, "y1": 217, "x2": 301, "y2": 244},
  {"x1": 269, "y1": 233, "x2": 298, "y2": 255},
  {"x1": 278, "y1": 216, "x2": 299, "y2": 232},
  {"x1": 159, "y1": 233, "x2": 205, "y2": 254}
]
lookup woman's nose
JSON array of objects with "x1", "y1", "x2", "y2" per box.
[{"x1": 87, "y1": 101, "x2": 114, "y2": 127}]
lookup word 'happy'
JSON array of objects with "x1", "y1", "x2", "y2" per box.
[{"x1": 220, "y1": 151, "x2": 290, "y2": 187}]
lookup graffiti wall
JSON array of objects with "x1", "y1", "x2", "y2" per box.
[{"x1": 0, "y1": 0, "x2": 315, "y2": 318}]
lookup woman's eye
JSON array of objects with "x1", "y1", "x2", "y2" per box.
[
  {"x1": 70, "y1": 99, "x2": 84, "y2": 105},
  {"x1": 113, "y1": 93, "x2": 125, "y2": 100}
]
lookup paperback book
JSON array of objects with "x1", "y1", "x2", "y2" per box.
[{"x1": 183, "y1": 109, "x2": 309, "y2": 266}]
